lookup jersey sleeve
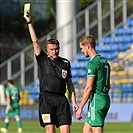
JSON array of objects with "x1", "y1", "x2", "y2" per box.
[
  {"x1": 67, "y1": 61, "x2": 72, "y2": 78},
  {"x1": 87, "y1": 62, "x2": 97, "y2": 77},
  {"x1": 35, "y1": 50, "x2": 47, "y2": 66},
  {"x1": 5, "y1": 88, "x2": 10, "y2": 95}
]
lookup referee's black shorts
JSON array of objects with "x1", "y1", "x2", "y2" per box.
[{"x1": 39, "y1": 92, "x2": 72, "y2": 128}]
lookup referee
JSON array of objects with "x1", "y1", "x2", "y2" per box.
[{"x1": 23, "y1": 12, "x2": 78, "y2": 133}]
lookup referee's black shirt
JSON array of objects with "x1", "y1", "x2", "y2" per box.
[{"x1": 36, "y1": 50, "x2": 72, "y2": 95}]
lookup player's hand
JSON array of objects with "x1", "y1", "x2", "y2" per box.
[
  {"x1": 23, "y1": 12, "x2": 31, "y2": 22},
  {"x1": 9, "y1": 105, "x2": 13, "y2": 110},
  {"x1": 76, "y1": 107, "x2": 82, "y2": 120}
]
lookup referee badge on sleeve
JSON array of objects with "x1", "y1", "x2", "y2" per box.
[
  {"x1": 41, "y1": 114, "x2": 51, "y2": 123},
  {"x1": 62, "y1": 69, "x2": 67, "y2": 78}
]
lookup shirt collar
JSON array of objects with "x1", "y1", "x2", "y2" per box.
[{"x1": 90, "y1": 54, "x2": 98, "y2": 61}]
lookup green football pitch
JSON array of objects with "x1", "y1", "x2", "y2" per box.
[{"x1": 0, "y1": 121, "x2": 133, "y2": 133}]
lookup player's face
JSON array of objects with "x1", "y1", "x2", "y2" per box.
[
  {"x1": 46, "y1": 44, "x2": 60, "y2": 59},
  {"x1": 79, "y1": 43, "x2": 89, "y2": 57}
]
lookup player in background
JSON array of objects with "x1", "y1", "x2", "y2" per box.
[
  {"x1": 0, "y1": 80, "x2": 22, "y2": 133},
  {"x1": 76, "y1": 35, "x2": 110, "y2": 133}
]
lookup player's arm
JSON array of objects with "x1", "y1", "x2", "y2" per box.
[
  {"x1": 23, "y1": 12, "x2": 41, "y2": 56},
  {"x1": 76, "y1": 76, "x2": 94, "y2": 120},
  {"x1": 66, "y1": 78, "x2": 78, "y2": 111},
  {"x1": 6, "y1": 94, "x2": 12, "y2": 110},
  {"x1": 79, "y1": 76, "x2": 94, "y2": 109}
]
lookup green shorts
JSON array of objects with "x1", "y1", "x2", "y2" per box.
[
  {"x1": 5, "y1": 102, "x2": 20, "y2": 117},
  {"x1": 86, "y1": 94, "x2": 110, "y2": 127}
]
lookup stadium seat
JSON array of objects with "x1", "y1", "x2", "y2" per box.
[
  {"x1": 78, "y1": 77, "x2": 86, "y2": 85},
  {"x1": 119, "y1": 43, "x2": 130, "y2": 51},
  {"x1": 110, "y1": 71, "x2": 117, "y2": 76},
  {"x1": 114, "y1": 28, "x2": 123, "y2": 34},
  {"x1": 126, "y1": 53, "x2": 133, "y2": 58},
  {"x1": 127, "y1": 19, "x2": 133, "y2": 26},
  {"x1": 125, "y1": 28, "x2": 133, "y2": 34},
  {"x1": 76, "y1": 54, "x2": 90, "y2": 61},
  {"x1": 72, "y1": 77, "x2": 79, "y2": 84},
  {"x1": 71, "y1": 69, "x2": 78, "y2": 77},
  {"x1": 75, "y1": 87, "x2": 82, "y2": 102},
  {"x1": 112, "y1": 86, "x2": 122, "y2": 102},
  {"x1": 121, "y1": 84, "x2": 132, "y2": 102},
  {"x1": 21, "y1": 87, "x2": 39, "y2": 102},
  {"x1": 127, "y1": 70, "x2": 133, "y2": 75},
  {"x1": 71, "y1": 61, "x2": 88, "y2": 69},
  {"x1": 71, "y1": 62, "x2": 80, "y2": 69},
  {"x1": 117, "y1": 71, "x2": 127, "y2": 76},
  {"x1": 118, "y1": 52, "x2": 125, "y2": 58},
  {"x1": 123, "y1": 36, "x2": 133, "y2": 43},
  {"x1": 112, "y1": 79, "x2": 120, "y2": 84},
  {"x1": 114, "y1": 28, "x2": 133, "y2": 35},
  {"x1": 111, "y1": 62, "x2": 119, "y2": 67},
  {"x1": 102, "y1": 37, "x2": 113, "y2": 43}
]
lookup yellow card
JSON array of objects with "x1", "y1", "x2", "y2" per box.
[{"x1": 24, "y1": 3, "x2": 30, "y2": 13}]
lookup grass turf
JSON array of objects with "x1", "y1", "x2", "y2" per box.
[{"x1": 0, "y1": 121, "x2": 133, "y2": 133}]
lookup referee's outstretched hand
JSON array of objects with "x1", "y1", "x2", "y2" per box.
[{"x1": 23, "y1": 12, "x2": 31, "y2": 23}]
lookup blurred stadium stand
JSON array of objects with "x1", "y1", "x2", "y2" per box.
[{"x1": 0, "y1": 0, "x2": 133, "y2": 105}]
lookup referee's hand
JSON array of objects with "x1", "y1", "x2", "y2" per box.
[
  {"x1": 73, "y1": 103, "x2": 79, "y2": 112},
  {"x1": 23, "y1": 12, "x2": 31, "y2": 23}
]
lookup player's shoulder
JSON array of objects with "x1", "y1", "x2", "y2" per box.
[
  {"x1": 87, "y1": 55, "x2": 100, "y2": 69},
  {"x1": 36, "y1": 50, "x2": 47, "y2": 58},
  {"x1": 59, "y1": 57, "x2": 70, "y2": 64},
  {"x1": 6, "y1": 87, "x2": 10, "y2": 90},
  {"x1": 13, "y1": 86, "x2": 18, "y2": 90},
  {"x1": 98, "y1": 55, "x2": 110, "y2": 65},
  {"x1": 87, "y1": 59, "x2": 96, "y2": 67},
  {"x1": 92, "y1": 54, "x2": 108, "y2": 64},
  {"x1": 5, "y1": 87, "x2": 11, "y2": 94}
]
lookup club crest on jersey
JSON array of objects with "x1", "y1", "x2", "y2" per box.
[
  {"x1": 88, "y1": 69, "x2": 91, "y2": 73},
  {"x1": 62, "y1": 69, "x2": 67, "y2": 78}
]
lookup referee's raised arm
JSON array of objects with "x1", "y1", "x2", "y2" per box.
[{"x1": 23, "y1": 12, "x2": 41, "y2": 56}]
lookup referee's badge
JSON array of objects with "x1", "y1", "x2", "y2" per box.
[
  {"x1": 41, "y1": 114, "x2": 51, "y2": 123},
  {"x1": 62, "y1": 69, "x2": 67, "y2": 78}
]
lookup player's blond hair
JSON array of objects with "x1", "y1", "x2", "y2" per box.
[{"x1": 79, "y1": 35, "x2": 96, "y2": 48}]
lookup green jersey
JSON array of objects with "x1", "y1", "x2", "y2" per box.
[
  {"x1": 5, "y1": 86, "x2": 20, "y2": 116},
  {"x1": 6, "y1": 86, "x2": 20, "y2": 104},
  {"x1": 87, "y1": 54, "x2": 110, "y2": 95},
  {"x1": 86, "y1": 54, "x2": 110, "y2": 126}
]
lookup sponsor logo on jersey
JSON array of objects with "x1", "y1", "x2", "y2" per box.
[{"x1": 62, "y1": 69, "x2": 67, "y2": 78}]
